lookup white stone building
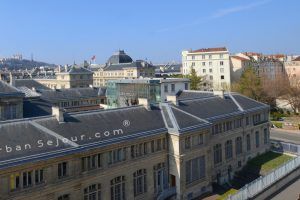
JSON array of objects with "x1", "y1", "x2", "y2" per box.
[{"x1": 182, "y1": 47, "x2": 231, "y2": 90}]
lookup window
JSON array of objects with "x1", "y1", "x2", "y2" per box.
[
  {"x1": 191, "y1": 62, "x2": 195, "y2": 67},
  {"x1": 185, "y1": 136, "x2": 191, "y2": 149},
  {"x1": 220, "y1": 68, "x2": 224, "y2": 73},
  {"x1": 186, "y1": 156, "x2": 206, "y2": 184},
  {"x1": 171, "y1": 84, "x2": 175, "y2": 92},
  {"x1": 253, "y1": 114, "x2": 261, "y2": 125},
  {"x1": 202, "y1": 62, "x2": 205, "y2": 66},
  {"x1": 220, "y1": 61, "x2": 224, "y2": 66},
  {"x1": 202, "y1": 69, "x2": 206, "y2": 73},
  {"x1": 10, "y1": 173, "x2": 20, "y2": 191},
  {"x1": 84, "y1": 184, "x2": 101, "y2": 200},
  {"x1": 156, "y1": 139, "x2": 162, "y2": 151},
  {"x1": 192, "y1": 55, "x2": 195, "y2": 60},
  {"x1": 153, "y1": 163, "x2": 166, "y2": 193},
  {"x1": 209, "y1": 55, "x2": 212, "y2": 59},
  {"x1": 264, "y1": 128, "x2": 268, "y2": 144},
  {"x1": 111, "y1": 176, "x2": 126, "y2": 200},
  {"x1": 210, "y1": 75, "x2": 213, "y2": 80},
  {"x1": 108, "y1": 148, "x2": 126, "y2": 164},
  {"x1": 151, "y1": 140, "x2": 155, "y2": 153},
  {"x1": 35, "y1": 169, "x2": 44, "y2": 184},
  {"x1": 58, "y1": 162, "x2": 67, "y2": 179},
  {"x1": 133, "y1": 169, "x2": 147, "y2": 196},
  {"x1": 225, "y1": 140, "x2": 233, "y2": 160},
  {"x1": 22, "y1": 171, "x2": 33, "y2": 188},
  {"x1": 202, "y1": 55, "x2": 205, "y2": 59},
  {"x1": 213, "y1": 144, "x2": 222, "y2": 165},
  {"x1": 246, "y1": 134, "x2": 251, "y2": 151},
  {"x1": 82, "y1": 153, "x2": 102, "y2": 171},
  {"x1": 164, "y1": 85, "x2": 168, "y2": 92},
  {"x1": 221, "y1": 75, "x2": 224, "y2": 80},
  {"x1": 58, "y1": 194, "x2": 70, "y2": 200},
  {"x1": 212, "y1": 123, "x2": 222, "y2": 134},
  {"x1": 198, "y1": 134, "x2": 204, "y2": 145},
  {"x1": 184, "y1": 83, "x2": 188, "y2": 90},
  {"x1": 162, "y1": 138, "x2": 166, "y2": 150},
  {"x1": 143, "y1": 142, "x2": 148, "y2": 155},
  {"x1": 246, "y1": 117, "x2": 249, "y2": 125},
  {"x1": 209, "y1": 68, "x2": 212, "y2": 73},
  {"x1": 220, "y1": 54, "x2": 223, "y2": 59},
  {"x1": 235, "y1": 137, "x2": 243, "y2": 155},
  {"x1": 255, "y1": 131, "x2": 260, "y2": 148}
]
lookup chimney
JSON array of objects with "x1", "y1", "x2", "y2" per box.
[
  {"x1": 138, "y1": 98, "x2": 150, "y2": 110},
  {"x1": 58, "y1": 65, "x2": 61, "y2": 73},
  {"x1": 52, "y1": 106, "x2": 64, "y2": 122},
  {"x1": 213, "y1": 90, "x2": 225, "y2": 99},
  {"x1": 9, "y1": 72, "x2": 15, "y2": 86},
  {"x1": 167, "y1": 95, "x2": 178, "y2": 105}
]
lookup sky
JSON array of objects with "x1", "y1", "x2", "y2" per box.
[{"x1": 0, "y1": 0, "x2": 299, "y2": 65}]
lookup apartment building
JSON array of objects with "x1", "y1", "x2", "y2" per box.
[
  {"x1": 36, "y1": 65, "x2": 93, "y2": 89},
  {"x1": 182, "y1": 47, "x2": 231, "y2": 90},
  {"x1": 284, "y1": 56, "x2": 300, "y2": 86},
  {"x1": 93, "y1": 50, "x2": 155, "y2": 87},
  {"x1": 0, "y1": 91, "x2": 269, "y2": 200}
]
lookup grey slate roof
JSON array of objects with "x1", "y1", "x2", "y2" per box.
[
  {"x1": 39, "y1": 87, "x2": 105, "y2": 103},
  {"x1": 23, "y1": 99, "x2": 52, "y2": 118},
  {"x1": 14, "y1": 79, "x2": 50, "y2": 90},
  {"x1": 0, "y1": 80, "x2": 24, "y2": 97},
  {"x1": 0, "y1": 92, "x2": 269, "y2": 169},
  {"x1": 177, "y1": 91, "x2": 214, "y2": 100},
  {"x1": 107, "y1": 50, "x2": 133, "y2": 64},
  {"x1": 104, "y1": 60, "x2": 155, "y2": 71}
]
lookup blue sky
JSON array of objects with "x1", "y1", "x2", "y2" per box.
[{"x1": 0, "y1": 0, "x2": 299, "y2": 64}]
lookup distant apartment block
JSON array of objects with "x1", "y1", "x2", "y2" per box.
[
  {"x1": 36, "y1": 65, "x2": 93, "y2": 89},
  {"x1": 284, "y1": 56, "x2": 300, "y2": 86},
  {"x1": 182, "y1": 47, "x2": 231, "y2": 90},
  {"x1": 93, "y1": 50, "x2": 155, "y2": 87}
]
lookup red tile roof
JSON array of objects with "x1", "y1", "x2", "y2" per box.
[
  {"x1": 293, "y1": 56, "x2": 300, "y2": 61},
  {"x1": 191, "y1": 47, "x2": 227, "y2": 53},
  {"x1": 230, "y1": 56, "x2": 250, "y2": 61}
]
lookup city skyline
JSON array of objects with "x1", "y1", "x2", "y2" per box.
[{"x1": 0, "y1": 0, "x2": 299, "y2": 65}]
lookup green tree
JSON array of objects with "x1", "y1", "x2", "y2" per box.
[
  {"x1": 232, "y1": 67, "x2": 264, "y2": 101},
  {"x1": 189, "y1": 67, "x2": 202, "y2": 90}
]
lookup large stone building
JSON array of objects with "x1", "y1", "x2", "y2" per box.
[
  {"x1": 93, "y1": 50, "x2": 156, "y2": 87},
  {"x1": 0, "y1": 90, "x2": 269, "y2": 200},
  {"x1": 36, "y1": 65, "x2": 93, "y2": 89},
  {"x1": 182, "y1": 47, "x2": 231, "y2": 90},
  {"x1": 0, "y1": 80, "x2": 24, "y2": 121}
]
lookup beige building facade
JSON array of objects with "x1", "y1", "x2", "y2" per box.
[
  {"x1": 93, "y1": 50, "x2": 155, "y2": 87},
  {"x1": 182, "y1": 47, "x2": 231, "y2": 90}
]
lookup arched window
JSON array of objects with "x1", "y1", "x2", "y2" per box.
[
  {"x1": 236, "y1": 137, "x2": 243, "y2": 155},
  {"x1": 225, "y1": 140, "x2": 233, "y2": 160},
  {"x1": 84, "y1": 184, "x2": 101, "y2": 200},
  {"x1": 133, "y1": 169, "x2": 147, "y2": 196},
  {"x1": 153, "y1": 163, "x2": 166, "y2": 193},
  {"x1": 111, "y1": 176, "x2": 125, "y2": 200}
]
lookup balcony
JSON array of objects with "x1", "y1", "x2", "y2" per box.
[{"x1": 157, "y1": 187, "x2": 176, "y2": 200}]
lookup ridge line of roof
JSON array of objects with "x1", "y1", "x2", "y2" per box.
[
  {"x1": 228, "y1": 93, "x2": 244, "y2": 111},
  {"x1": 171, "y1": 105, "x2": 211, "y2": 124}
]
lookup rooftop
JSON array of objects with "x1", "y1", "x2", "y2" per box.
[
  {"x1": 189, "y1": 47, "x2": 228, "y2": 53},
  {"x1": 0, "y1": 91, "x2": 269, "y2": 169}
]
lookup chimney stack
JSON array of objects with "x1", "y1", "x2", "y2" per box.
[
  {"x1": 9, "y1": 72, "x2": 15, "y2": 86},
  {"x1": 213, "y1": 90, "x2": 225, "y2": 99},
  {"x1": 52, "y1": 106, "x2": 64, "y2": 122},
  {"x1": 167, "y1": 95, "x2": 178, "y2": 105},
  {"x1": 138, "y1": 98, "x2": 150, "y2": 110}
]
